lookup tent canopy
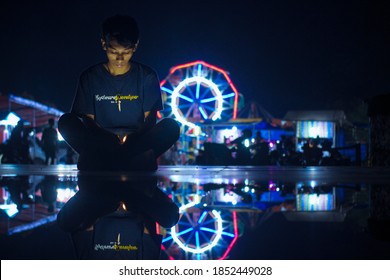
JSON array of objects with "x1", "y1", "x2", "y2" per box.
[{"x1": 0, "y1": 94, "x2": 64, "y2": 128}]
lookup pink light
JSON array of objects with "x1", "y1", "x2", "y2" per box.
[
  {"x1": 156, "y1": 222, "x2": 160, "y2": 234},
  {"x1": 161, "y1": 244, "x2": 175, "y2": 260},
  {"x1": 218, "y1": 211, "x2": 239, "y2": 260}
]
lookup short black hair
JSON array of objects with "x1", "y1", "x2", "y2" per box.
[{"x1": 102, "y1": 14, "x2": 139, "y2": 48}]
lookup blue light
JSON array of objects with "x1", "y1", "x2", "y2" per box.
[
  {"x1": 222, "y1": 92, "x2": 235, "y2": 99},
  {"x1": 199, "y1": 227, "x2": 217, "y2": 234},
  {"x1": 198, "y1": 211, "x2": 208, "y2": 223},
  {"x1": 197, "y1": 64, "x2": 202, "y2": 76},
  {"x1": 178, "y1": 94, "x2": 194, "y2": 103},
  {"x1": 195, "y1": 231, "x2": 200, "y2": 249},
  {"x1": 175, "y1": 227, "x2": 193, "y2": 237},
  {"x1": 196, "y1": 81, "x2": 201, "y2": 99},
  {"x1": 221, "y1": 232, "x2": 235, "y2": 238},
  {"x1": 200, "y1": 96, "x2": 217, "y2": 103},
  {"x1": 161, "y1": 86, "x2": 173, "y2": 94},
  {"x1": 199, "y1": 106, "x2": 208, "y2": 119}
]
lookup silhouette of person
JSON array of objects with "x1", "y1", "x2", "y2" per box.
[
  {"x1": 57, "y1": 176, "x2": 179, "y2": 259},
  {"x1": 4, "y1": 120, "x2": 32, "y2": 164},
  {"x1": 187, "y1": 137, "x2": 198, "y2": 165},
  {"x1": 9, "y1": 120, "x2": 25, "y2": 145},
  {"x1": 251, "y1": 131, "x2": 270, "y2": 165},
  {"x1": 229, "y1": 128, "x2": 252, "y2": 165},
  {"x1": 58, "y1": 14, "x2": 180, "y2": 171},
  {"x1": 19, "y1": 127, "x2": 33, "y2": 164},
  {"x1": 64, "y1": 146, "x2": 77, "y2": 164},
  {"x1": 41, "y1": 118, "x2": 58, "y2": 165},
  {"x1": 302, "y1": 138, "x2": 322, "y2": 166}
]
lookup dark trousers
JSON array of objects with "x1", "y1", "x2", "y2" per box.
[{"x1": 58, "y1": 113, "x2": 180, "y2": 171}]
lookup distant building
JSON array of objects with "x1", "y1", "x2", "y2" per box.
[{"x1": 284, "y1": 110, "x2": 350, "y2": 151}]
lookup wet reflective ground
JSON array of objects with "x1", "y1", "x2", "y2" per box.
[{"x1": 0, "y1": 165, "x2": 390, "y2": 260}]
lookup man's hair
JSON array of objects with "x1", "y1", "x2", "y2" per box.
[{"x1": 102, "y1": 14, "x2": 139, "y2": 48}]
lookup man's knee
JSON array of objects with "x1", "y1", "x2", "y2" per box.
[
  {"x1": 158, "y1": 118, "x2": 180, "y2": 140},
  {"x1": 58, "y1": 113, "x2": 80, "y2": 133},
  {"x1": 58, "y1": 113, "x2": 86, "y2": 153}
]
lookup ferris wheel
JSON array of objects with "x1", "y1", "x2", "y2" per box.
[
  {"x1": 159, "y1": 61, "x2": 240, "y2": 129},
  {"x1": 160, "y1": 201, "x2": 239, "y2": 260}
]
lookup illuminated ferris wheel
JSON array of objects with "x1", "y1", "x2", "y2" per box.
[
  {"x1": 159, "y1": 61, "x2": 239, "y2": 129},
  {"x1": 160, "y1": 201, "x2": 238, "y2": 260}
]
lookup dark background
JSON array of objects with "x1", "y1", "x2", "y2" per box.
[{"x1": 1, "y1": 0, "x2": 389, "y2": 118}]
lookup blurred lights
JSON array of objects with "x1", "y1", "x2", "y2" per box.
[
  {"x1": 56, "y1": 188, "x2": 76, "y2": 203},
  {"x1": 0, "y1": 112, "x2": 20, "y2": 126},
  {"x1": 0, "y1": 204, "x2": 18, "y2": 218}
]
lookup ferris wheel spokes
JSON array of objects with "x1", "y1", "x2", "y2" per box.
[{"x1": 160, "y1": 61, "x2": 239, "y2": 129}]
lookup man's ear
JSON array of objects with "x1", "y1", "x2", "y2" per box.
[
  {"x1": 101, "y1": 39, "x2": 107, "y2": 50},
  {"x1": 133, "y1": 40, "x2": 139, "y2": 52}
]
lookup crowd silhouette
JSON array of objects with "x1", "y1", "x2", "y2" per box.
[{"x1": 0, "y1": 120, "x2": 358, "y2": 167}]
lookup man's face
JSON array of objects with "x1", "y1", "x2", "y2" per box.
[{"x1": 102, "y1": 39, "x2": 136, "y2": 70}]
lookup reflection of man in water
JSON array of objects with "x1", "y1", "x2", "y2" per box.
[
  {"x1": 41, "y1": 118, "x2": 58, "y2": 165},
  {"x1": 57, "y1": 177, "x2": 179, "y2": 259}
]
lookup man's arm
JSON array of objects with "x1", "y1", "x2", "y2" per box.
[
  {"x1": 77, "y1": 114, "x2": 102, "y2": 130},
  {"x1": 137, "y1": 110, "x2": 156, "y2": 135},
  {"x1": 122, "y1": 110, "x2": 157, "y2": 144}
]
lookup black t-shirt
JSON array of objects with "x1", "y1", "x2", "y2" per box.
[{"x1": 71, "y1": 61, "x2": 163, "y2": 134}]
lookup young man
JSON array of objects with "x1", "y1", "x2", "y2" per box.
[{"x1": 59, "y1": 15, "x2": 180, "y2": 171}]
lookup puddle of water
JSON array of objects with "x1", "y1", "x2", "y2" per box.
[{"x1": 1, "y1": 169, "x2": 389, "y2": 259}]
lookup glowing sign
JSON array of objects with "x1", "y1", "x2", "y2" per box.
[
  {"x1": 297, "y1": 121, "x2": 335, "y2": 138},
  {"x1": 297, "y1": 194, "x2": 334, "y2": 211}
]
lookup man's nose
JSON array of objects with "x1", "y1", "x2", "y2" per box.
[{"x1": 116, "y1": 54, "x2": 124, "y2": 60}]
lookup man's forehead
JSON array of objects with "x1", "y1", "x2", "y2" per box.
[
  {"x1": 107, "y1": 43, "x2": 132, "y2": 50},
  {"x1": 108, "y1": 46, "x2": 133, "y2": 51}
]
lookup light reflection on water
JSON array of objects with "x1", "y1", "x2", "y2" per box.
[{"x1": 2, "y1": 169, "x2": 388, "y2": 260}]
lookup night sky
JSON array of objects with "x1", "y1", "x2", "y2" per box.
[{"x1": 1, "y1": 0, "x2": 389, "y2": 118}]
